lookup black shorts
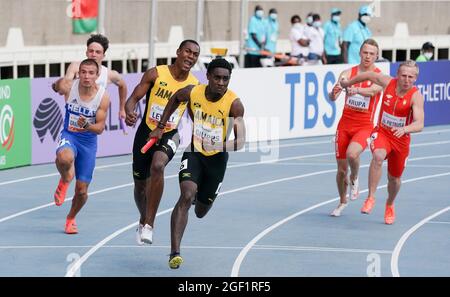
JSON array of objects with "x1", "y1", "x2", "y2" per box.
[
  {"x1": 132, "y1": 123, "x2": 180, "y2": 180},
  {"x1": 179, "y1": 151, "x2": 229, "y2": 205}
]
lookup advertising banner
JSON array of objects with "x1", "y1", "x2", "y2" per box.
[
  {"x1": 0, "y1": 79, "x2": 32, "y2": 170},
  {"x1": 229, "y1": 63, "x2": 390, "y2": 142},
  {"x1": 31, "y1": 71, "x2": 206, "y2": 165},
  {"x1": 391, "y1": 60, "x2": 450, "y2": 126}
]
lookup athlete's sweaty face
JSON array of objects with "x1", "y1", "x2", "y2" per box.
[
  {"x1": 86, "y1": 42, "x2": 105, "y2": 65},
  {"x1": 79, "y1": 64, "x2": 99, "y2": 88},
  {"x1": 207, "y1": 67, "x2": 230, "y2": 97},
  {"x1": 176, "y1": 42, "x2": 200, "y2": 71},
  {"x1": 359, "y1": 44, "x2": 378, "y2": 68},
  {"x1": 397, "y1": 66, "x2": 418, "y2": 91}
]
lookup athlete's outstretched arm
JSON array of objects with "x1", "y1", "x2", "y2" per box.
[
  {"x1": 225, "y1": 98, "x2": 246, "y2": 151},
  {"x1": 124, "y1": 67, "x2": 157, "y2": 126},
  {"x1": 53, "y1": 62, "x2": 80, "y2": 95},
  {"x1": 392, "y1": 91, "x2": 424, "y2": 138},
  {"x1": 109, "y1": 69, "x2": 128, "y2": 119},
  {"x1": 80, "y1": 91, "x2": 111, "y2": 135},
  {"x1": 329, "y1": 69, "x2": 350, "y2": 101},
  {"x1": 149, "y1": 85, "x2": 194, "y2": 140},
  {"x1": 341, "y1": 72, "x2": 391, "y2": 90}
]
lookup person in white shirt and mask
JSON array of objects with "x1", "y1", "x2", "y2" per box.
[
  {"x1": 289, "y1": 15, "x2": 309, "y2": 63},
  {"x1": 302, "y1": 14, "x2": 326, "y2": 64}
]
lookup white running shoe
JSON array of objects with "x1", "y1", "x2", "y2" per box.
[
  {"x1": 136, "y1": 223, "x2": 144, "y2": 246},
  {"x1": 349, "y1": 178, "x2": 359, "y2": 201},
  {"x1": 141, "y1": 224, "x2": 153, "y2": 244},
  {"x1": 331, "y1": 203, "x2": 348, "y2": 217}
]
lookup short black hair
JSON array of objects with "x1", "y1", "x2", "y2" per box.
[
  {"x1": 87, "y1": 34, "x2": 109, "y2": 53},
  {"x1": 179, "y1": 39, "x2": 200, "y2": 50},
  {"x1": 80, "y1": 58, "x2": 99, "y2": 73},
  {"x1": 422, "y1": 42, "x2": 435, "y2": 51},
  {"x1": 207, "y1": 58, "x2": 232, "y2": 74},
  {"x1": 291, "y1": 15, "x2": 301, "y2": 23}
]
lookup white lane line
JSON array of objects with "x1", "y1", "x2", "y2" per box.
[
  {"x1": 0, "y1": 151, "x2": 336, "y2": 224},
  {"x1": 390, "y1": 206, "x2": 450, "y2": 277},
  {"x1": 64, "y1": 168, "x2": 336, "y2": 277},
  {"x1": 426, "y1": 221, "x2": 450, "y2": 225},
  {"x1": 0, "y1": 244, "x2": 391, "y2": 254},
  {"x1": 0, "y1": 140, "x2": 329, "y2": 186},
  {"x1": 230, "y1": 171, "x2": 450, "y2": 277},
  {"x1": 0, "y1": 183, "x2": 135, "y2": 223},
  {"x1": 2, "y1": 128, "x2": 449, "y2": 186},
  {"x1": 254, "y1": 245, "x2": 392, "y2": 254},
  {"x1": 0, "y1": 161, "x2": 132, "y2": 186},
  {"x1": 65, "y1": 154, "x2": 450, "y2": 277},
  {"x1": 1, "y1": 149, "x2": 448, "y2": 225}
]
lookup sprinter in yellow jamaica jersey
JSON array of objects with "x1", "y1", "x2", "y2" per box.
[
  {"x1": 124, "y1": 40, "x2": 200, "y2": 246},
  {"x1": 150, "y1": 58, "x2": 246, "y2": 269}
]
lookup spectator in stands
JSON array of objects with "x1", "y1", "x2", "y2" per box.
[
  {"x1": 306, "y1": 12, "x2": 314, "y2": 27},
  {"x1": 303, "y1": 14, "x2": 326, "y2": 64},
  {"x1": 416, "y1": 42, "x2": 435, "y2": 62},
  {"x1": 343, "y1": 5, "x2": 373, "y2": 64},
  {"x1": 289, "y1": 15, "x2": 309, "y2": 63},
  {"x1": 324, "y1": 8, "x2": 343, "y2": 64},
  {"x1": 264, "y1": 8, "x2": 280, "y2": 55},
  {"x1": 245, "y1": 5, "x2": 267, "y2": 68}
]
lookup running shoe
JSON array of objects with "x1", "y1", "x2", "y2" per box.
[
  {"x1": 331, "y1": 203, "x2": 348, "y2": 217},
  {"x1": 169, "y1": 253, "x2": 183, "y2": 269},
  {"x1": 141, "y1": 224, "x2": 153, "y2": 244},
  {"x1": 65, "y1": 218, "x2": 78, "y2": 234},
  {"x1": 384, "y1": 204, "x2": 396, "y2": 225},
  {"x1": 136, "y1": 223, "x2": 144, "y2": 245},
  {"x1": 54, "y1": 178, "x2": 69, "y2": 206},
  {"x1": 349, "y1": 177, "x2": 359, "y2": 200},
  {"x1": 361, "y1": 196, "x2": 375, "y2": 214}
]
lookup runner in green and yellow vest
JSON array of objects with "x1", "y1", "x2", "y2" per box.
[
  {"x1": 124, "y1": 40, "x2": 200, "y2": 246},
  {"x1": 150, "y1": 58, "x2": 246, "y2": 269}
]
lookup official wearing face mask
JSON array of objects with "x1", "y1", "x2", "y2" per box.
[
  {"x1": 245, "y1": 5, "x2": 267, "y2": 67},
  {"x1": 324, "y1": 8, "x2": 343, "y2": 64},
  {"x1": 264, "y1": 8, "x2": 280, "y2": 55},
  {"x1": 303, "y1": 14, "x2": 326, "y2": 65},
  {"x1": 416, "y1": 42, "x2": 435, "y2": 62},
  {"x1": 342, "y1": 5, "x2": 373, "y2": 64}
]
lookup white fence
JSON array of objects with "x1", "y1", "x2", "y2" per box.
[{"x1": 1, "y1": 24, "x2": 449, "y2": 79}]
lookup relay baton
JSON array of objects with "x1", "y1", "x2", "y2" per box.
[
  {"x1": 141, "y1": 137, "x2": 157, "y2": 154},
  {"x1": 119, "y1": 118, "x2": 128, "y2": 135}
]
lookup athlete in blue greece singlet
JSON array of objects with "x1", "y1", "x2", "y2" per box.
[{"x1": 56, "y1": 79, "x2": 105, "y2": 183}]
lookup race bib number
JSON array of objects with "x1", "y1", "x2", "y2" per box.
[
  {"x1": 346, "y1": 94, "x2": 370, "y2": 111},
  {"x1": 149, "y1": 103, "x2": 180, "y2": 129},
  {"x1": 68, "y1": 114, "x2": 95, "y2": 132},
  {"x1": 381, "y1": 111, "x2": 406, "y2": 128},
  {"x1": 193, "y1": 123, "x2": 223, "y2": 144}
]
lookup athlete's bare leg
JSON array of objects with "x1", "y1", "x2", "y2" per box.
[
  {"x1": 170, "y1": 180, "x2": 197, "y2": 254},
  {"x1": 336, "y1": 159, "x2": 349, "y2": 204},
  {"x1": 386, "y1": 173, "x2": 401, "y2": 205},
  {"x1": 346, "y1": 142, "x2": 364, "y2": 184},
  {"x1": 368, "y1": 149, "x2": 387, "y2": 198},
  {"x1": 55, "y1": 148, "x2": 75, "y2": 183},
  {"x1": 133, "y1": 178, "x2": 148, "y2": 225},
  {"x1": 67, "y1": 180, "x2": 89, "y2": 219},
  {"x1": 143, "y1": 151, "x2": 169, "y2": 227}
]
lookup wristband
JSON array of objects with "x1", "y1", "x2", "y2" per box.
[{"x1": 157, "y1": 122, "x2": 166, "y2": 129}]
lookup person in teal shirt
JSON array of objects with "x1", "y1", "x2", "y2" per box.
[
  {"x1": 264, "y1": 8, "x2": 279, "y2": 54},
  {"x1": 323, "y1": 8, "x2": 343, "y2": 64},
  {"x1": 245, "y1": 5, "x2": 267, "y2": 67},
  {"x1": 343, "y1": 5, "x2": 372, "y2": 64},
  {"x1": 416, "y1": 42, "x2": 435, "y2": 62}
]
